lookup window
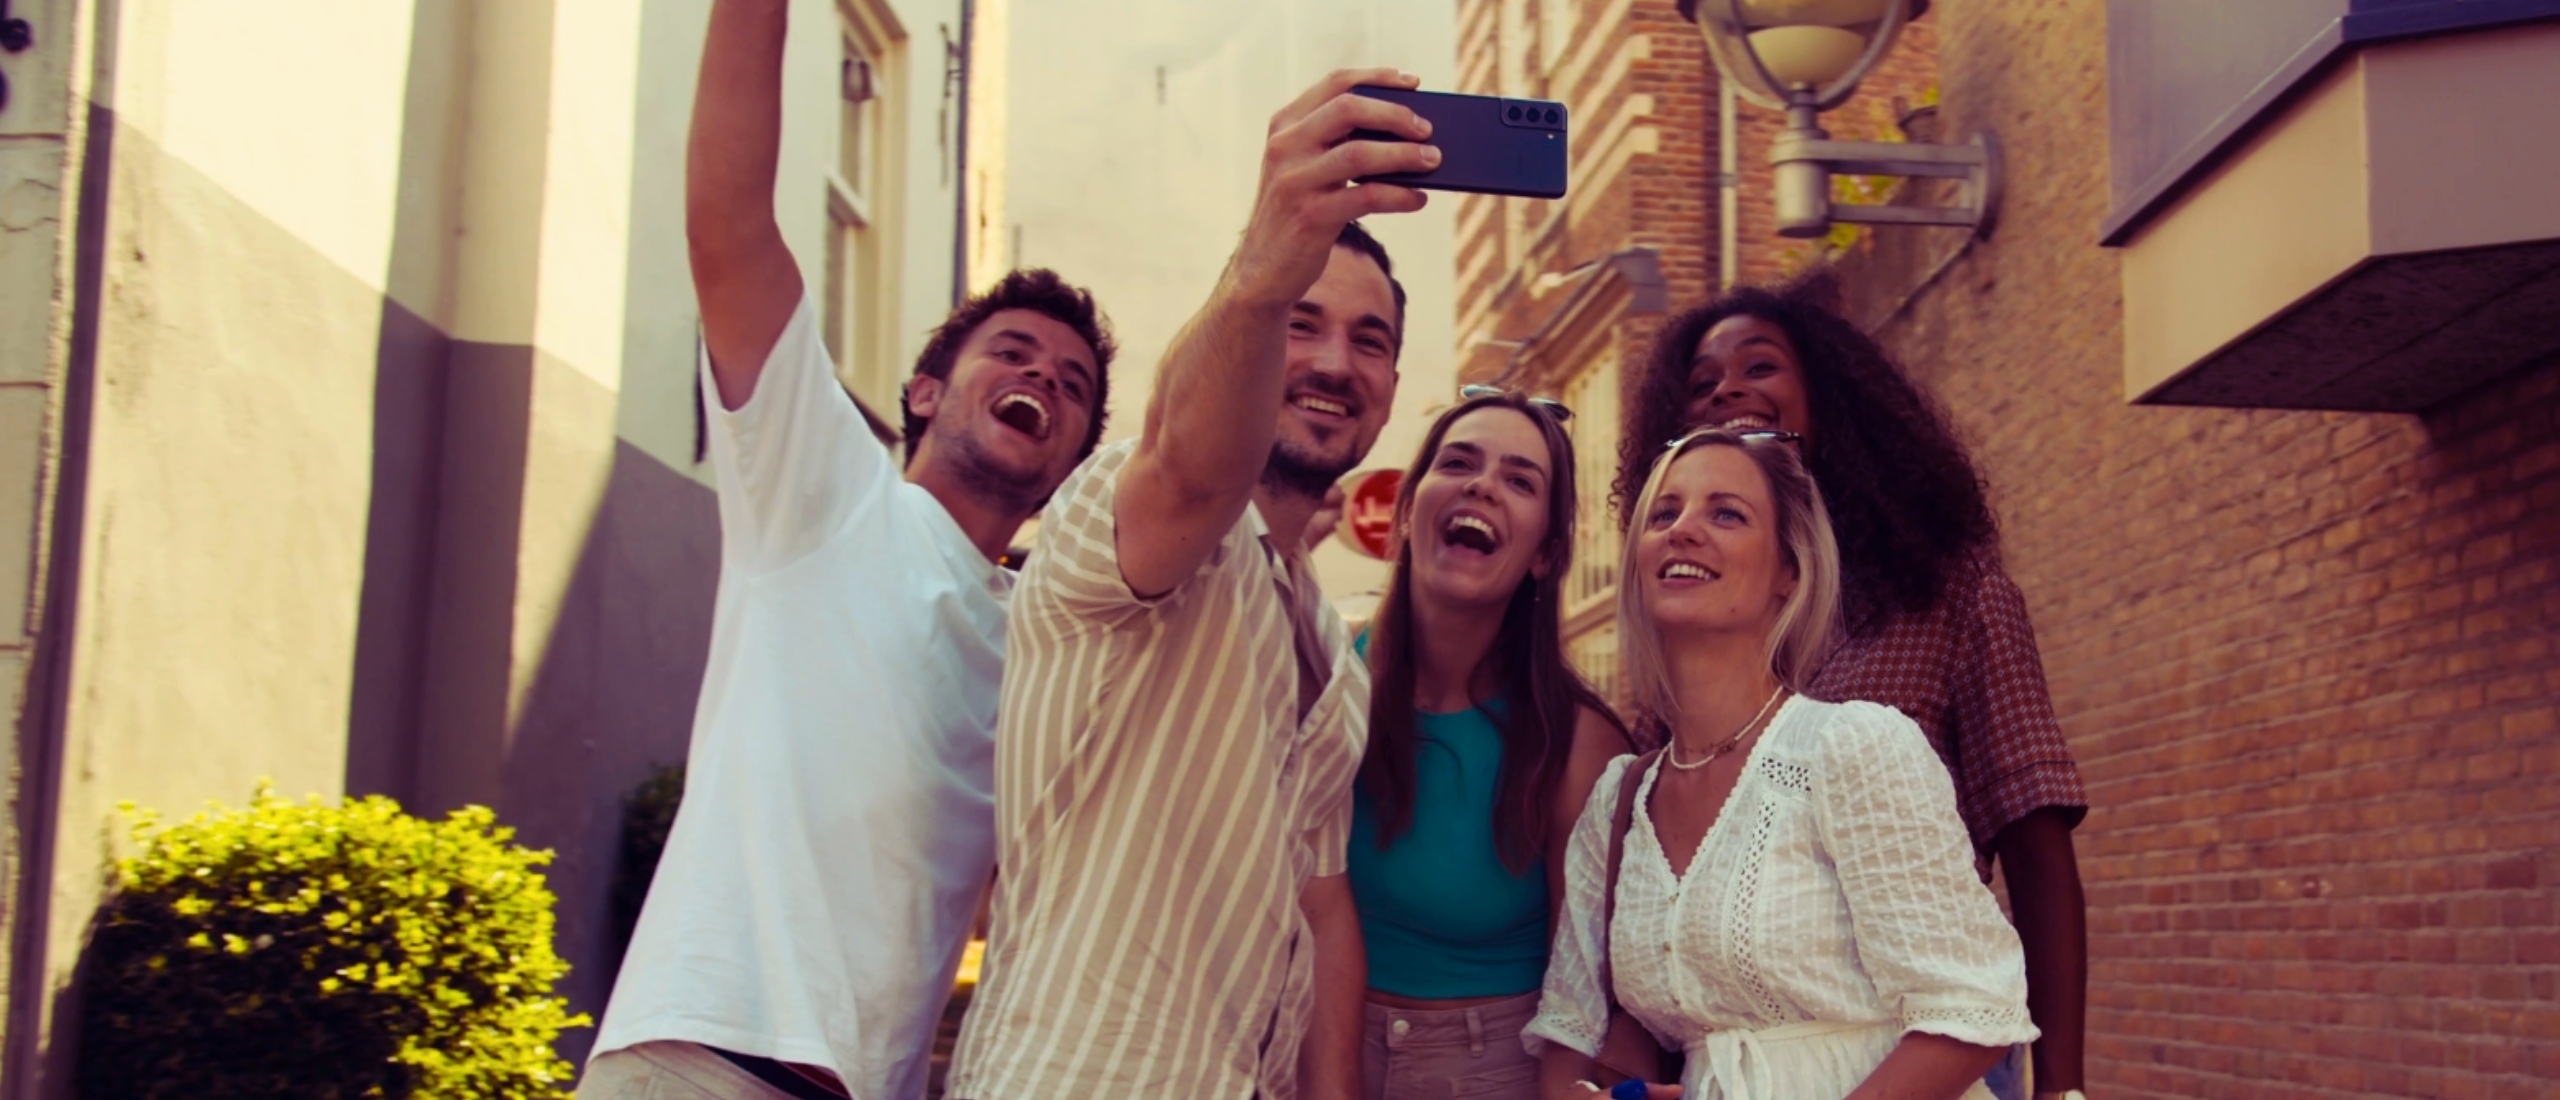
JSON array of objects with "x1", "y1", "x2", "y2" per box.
[
  {"x1": 1562, "y1": 348, "x2": 1621, "y2": 615},
  {"x1": 1557, "y1": 347, "x2": 1626, "y2": 697},
  {"x1": 825, "y1": 1, "x2": 907, "y2": 417}
]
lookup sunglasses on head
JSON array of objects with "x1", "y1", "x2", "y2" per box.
[
  {"x1": 1666, "y1": 426, "x2": 1803, "y2": 448},
  {"x1": 1458, "y1": 384, "x2": 1573, "y2": 423}
]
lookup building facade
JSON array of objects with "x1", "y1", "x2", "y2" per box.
[
  {"x1": 0, "y1": 0, "x2": 980, "y2": 1090},
  {"x1": 1458, "y1": 1, "x2": 2559, "y2": 1097}
]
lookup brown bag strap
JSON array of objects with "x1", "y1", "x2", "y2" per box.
[{"x1": 1599, "y1": 748, "x2": 1665, "y2": 1014}]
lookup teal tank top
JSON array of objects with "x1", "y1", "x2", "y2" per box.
[{"x1": 1346, "y1": 702, "x2": 1552, "y2": 999}]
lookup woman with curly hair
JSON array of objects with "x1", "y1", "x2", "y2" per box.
[{"x1": 1611, "y1": 272, "x2": 2089, "y2": 1100}]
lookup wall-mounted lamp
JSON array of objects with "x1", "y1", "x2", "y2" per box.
[{"x1": 1679, "y1": 0, "x2": 1999, "y2": 240}]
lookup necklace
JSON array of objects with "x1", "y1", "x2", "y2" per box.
[{"x1": 1666, "y1": 684, "x2": 1788, "y2": 771}]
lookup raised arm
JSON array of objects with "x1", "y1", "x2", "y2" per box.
[
  {"x1": 690, "y1": 0, "x2": 806, "y2": 410},
  {"x1": 1113, "y1": 69, "x2": 1437, "y2": 597}
]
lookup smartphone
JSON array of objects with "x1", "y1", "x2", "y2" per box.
[{"x1": 1349, "y1": 86, "x2": 1568, "y2": 200}]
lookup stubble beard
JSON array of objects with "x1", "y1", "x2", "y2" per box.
[
  {"x1": 1261, "y1": 433, "x2": 1357, "y2": 502},
  {"x1": 940, "y1": 421, "x2": 1054, "y2": 515}
]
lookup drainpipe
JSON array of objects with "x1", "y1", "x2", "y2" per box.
[
  {"x1": 950, "y1": 0, "x2": 972, "y2": 308},
  {"x1": 1718, "y1": 77, "x2": 1738, "y2": 289}
]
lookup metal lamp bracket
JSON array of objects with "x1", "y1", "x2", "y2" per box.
[{"x1": 1768, "y1": 129, "x2": 2003, "y2": 240}]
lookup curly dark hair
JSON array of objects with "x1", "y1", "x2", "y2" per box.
[
  {"x1": 901, "y1": 267, "x2": 1117, "y2": 466},
  {"x1": 1613, "y1": 269, "x2": 1997, "y2": 628}
]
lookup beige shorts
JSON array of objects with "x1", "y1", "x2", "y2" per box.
[
  {"x1": 1359, "y1": 991, "x2": 1543, "y2": 1100},
  {"x1": 576, "y1": 1041, "x2": 814, "y2": 1100}
]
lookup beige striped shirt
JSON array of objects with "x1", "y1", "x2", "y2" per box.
[{"x1": 947, "y1": 439, "x2": 1368, "y2": 1100}]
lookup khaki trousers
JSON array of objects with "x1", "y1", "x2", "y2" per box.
[{"x1": 576, "y1": 1041, "x2": 806, "y2": 1100}]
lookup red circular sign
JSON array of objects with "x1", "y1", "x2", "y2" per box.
[{"x1": 1335, "y1": 468, "x2": 1403, "y2": 560}]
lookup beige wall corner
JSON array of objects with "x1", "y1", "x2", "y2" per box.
[
  {"x1": 2119, "y1": 59, "x2": 2372, "y2": 403},
  {"x1": 964, "y1": 0, "x2": 1008, "y2": 294},
  {"x1": 2362, "y1": 20, "x2": 2560, "y2": 257}
]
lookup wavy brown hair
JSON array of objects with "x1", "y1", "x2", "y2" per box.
[
  {"x1": 1613, "y1": 270, "x2": 1996, "y2": 628},
  {"x1": 1363, "y1": 393, "x2": 1628, "y2": 871}
]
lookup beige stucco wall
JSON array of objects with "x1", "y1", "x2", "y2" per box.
[
  {"x1": 1000, "y1": 0, "x2": 1462, "y2": 613},
  {"x1": 7, "y1": 0, "x2": 969, "y2": 1080}
]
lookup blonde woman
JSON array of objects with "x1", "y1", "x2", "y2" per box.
[{"x1": 1526, "y1": 429, "x2": 2037, "y2": 1100}]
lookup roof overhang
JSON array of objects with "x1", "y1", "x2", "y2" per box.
[{"x1": 2120, "y1": 21, "x2": 2560, "y2": 410}]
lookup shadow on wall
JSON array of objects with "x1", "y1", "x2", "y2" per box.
[
  {"x1": 336, "y1": 0, "x2": 720, "y2": 1070},
  {"x1": 490, "y1": 439, "x2": 716, "y2": 1065}
]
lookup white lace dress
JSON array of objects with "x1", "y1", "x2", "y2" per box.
[{"x1": 1523, "y1": 696, "x2": 2038, "y2": 1100}]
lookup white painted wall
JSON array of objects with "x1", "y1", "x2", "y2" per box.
[{"x1": 1001, "y1": 0, "x2": 1461, "y2": 614}]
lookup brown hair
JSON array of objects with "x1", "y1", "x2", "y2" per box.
[
  {"x1": 901, "y1": 267, "x2": 1117, "y2": 466},
  {"x1": 1361, "y1": 393, "x2": 1628, "y2": 871}
]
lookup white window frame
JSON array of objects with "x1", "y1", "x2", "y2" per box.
[{"x1": 825, "y1": 0, "x2": 909, "y2": 418}]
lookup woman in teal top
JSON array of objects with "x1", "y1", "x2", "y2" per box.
[{"x1": 1348, "y1": 390, "x2": 1632, "y2": 1100}]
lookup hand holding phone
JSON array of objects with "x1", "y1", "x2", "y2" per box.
[{"x1": 1348, "y1": 86, "x2": 1569, "y2": 200}]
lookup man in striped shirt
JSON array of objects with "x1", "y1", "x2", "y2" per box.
[{"x1": 947, "y1": 70, "x2": 1442, "y2": 1100}]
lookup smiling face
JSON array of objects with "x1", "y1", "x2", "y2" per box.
[
  {"x1": 1635, "y1": 444, "x2": 1798, "y2": 639},
  {"x1": 1683, "y1": 315, "x2": 1815, "y2": 446},
  {"x1": 1266, "y1": 245, "x2": 1402, "y2": 497},
  {"x1": 1404, "y1": 406, "x2": 1557, "y2": 611},
  {"x1": 906, "y1": 307, "x2": 1102, "y2": 502}
]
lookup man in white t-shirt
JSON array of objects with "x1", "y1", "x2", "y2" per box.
[{"x1": 576, "y1": 3, "x2": 1114, "y2": 1099}]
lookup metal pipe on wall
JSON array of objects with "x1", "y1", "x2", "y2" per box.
[
  {"x1": 950, "y1": 0, "x2": 973, "y2": 308},
  {"x1": 1719, "y1": 77, "x2": 1739, "y2": 289}
]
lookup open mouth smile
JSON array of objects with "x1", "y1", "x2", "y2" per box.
[
  {"x1": 992, "y1": 391, "x2": 1054, "y2": 441},
  {"x1": 1659, "y1": 559, "x2": 1716, "y2": 582},
  {"x1": 1291, "y1": 393, "x2": 1356, "y2": 421},
  {"x1": 1442, "y1": 511, "x2": 1500, "y2": 556}
]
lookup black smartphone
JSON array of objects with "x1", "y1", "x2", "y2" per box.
[{"x1": 1348, "y1": 86, "x2": 1568, "y2": 200}]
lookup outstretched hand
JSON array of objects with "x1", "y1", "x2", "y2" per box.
[{"x1": 1224, "y1": 68, "x2": 1439, "y2": 309}]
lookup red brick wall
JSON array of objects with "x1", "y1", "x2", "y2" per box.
[
  {"x1": 1454, "y1": 4, "x2": 2560, "y2": 1090},
  {"x1": 1837, "y1": 2, "x2": 2560, "y2": 1097},
  {"x1": 1452, "y1": 0, "x2": 1714, "y2": 394}
]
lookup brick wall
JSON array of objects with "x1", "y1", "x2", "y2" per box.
[
  {"x1": 1452, "y1": 0, "x2": 1713, "y2": 394},
  {"x1": 1454, "y1": 3, "x2": 2560, "y2": 1089},
  {"x1": 1830, "y1": 2, "x2": 2560, "y2": 1097}
]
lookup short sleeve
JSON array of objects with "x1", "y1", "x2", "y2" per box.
[
  {"x1": 701, "y1": 294, "x2": 897, "y2": 576},
  {"x1": 1949, "y1": 562, "x2": 2088, "y2": 842},
  {"x1": 1811, "y1": 703, "x2": 2038, "y2": 1050},
  {"x1": 1022, "y1": 438, "x2": 1178, "y2": 627},
  {"x1": 1522, "y1": 755, "x2": 1635, "y2": 1058},
  {"x1": 1303, "y1": 789, "x2": 1354, "y2": 879}
]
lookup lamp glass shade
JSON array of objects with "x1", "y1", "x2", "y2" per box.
[
  {"x1": 1694, "y1": 0, "x2": 1916, "y2": 111},
  {"x1": 1747, "y1": 25, "x2": 1868, "y2": 86}
]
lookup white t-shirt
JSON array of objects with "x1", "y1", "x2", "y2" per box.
[{"x1": 592, "y1": 295, "x2": 1009, "y2": 1100}]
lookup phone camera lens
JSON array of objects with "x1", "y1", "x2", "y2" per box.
[
  {"x1": 1543, "y1": 108, "x2": 1560, "y2": 125},
  {"x1": 1506, "y1": 106, "x2": 1522, "y2": 121}
]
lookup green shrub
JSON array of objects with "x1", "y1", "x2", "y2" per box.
[
  {"x1": 75, "y1": 784, "x2": 591, "y2": 1100},
  {"x1": 607, "y1": 763, "x2": 685, "y2": 958}
]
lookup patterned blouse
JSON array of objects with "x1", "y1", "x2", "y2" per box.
[
  {"x1": 1524, "y1": 697, "x2": 2038, "y2": 1099},
  {"x1": 1807, "y1": 550, "x2": 2088, "y2": 863}
]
